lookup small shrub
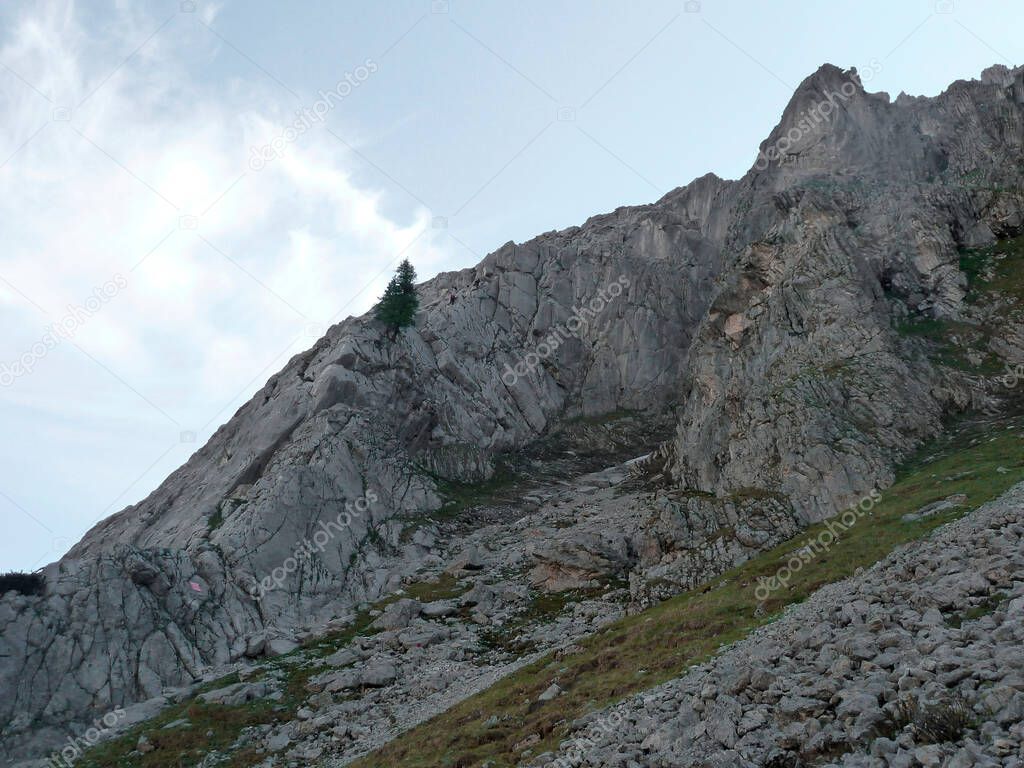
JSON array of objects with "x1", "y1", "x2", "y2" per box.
[
  {"x1": 0, "y1": 571, "x2": 46, "y2": 596},
  {"x1": 763, "y1": 750, "x2": 802, "y2": 768},
  {"x1": 892, "y1": 695, "x2": 974, "y2": 744},
  {"x1": 207, "y1": 507, "x2": 224, "y2": 532}
]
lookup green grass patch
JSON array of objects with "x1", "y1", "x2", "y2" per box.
[
  {"x1": 477, "y1": 587, "x2": 615, "y2": 655},
  {"x1": 961, "y1": 234, "x2": 1024, "y2": 304},
  {"x1": 895, "y1": 232, "x2": 1024, "y2": 376},
  {"x1": 351, "y1": 424, "x2": 1024, "y2": 768},
  {"x1": 895, "y1": 316, "x2": 1001, "y2": 374},
  {"x1": 946, "y1": 592, "x2": 1007, "y2": 629},
  {"x1": 206, "y1": 508, "x2": 224, "y2": 533},
  {"x1": 72, "y1": 671, "x2": 291, "y2": 768},
  {"x1": 83, "y1": 700, "x2": 282, "y2": 768},
  {"x1": 427, "y1": 467, "x2": 518, "y2": 520},
  {"x1": 563, "y1": 408, "x2": 640, "y2": 427},
  {"x1": 400, "y1": 572, "x2": 469, "y2": 604}
]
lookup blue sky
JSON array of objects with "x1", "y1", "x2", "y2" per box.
[{"x1": 0, "y1": 0, "x2": 1019, "y2": 571}]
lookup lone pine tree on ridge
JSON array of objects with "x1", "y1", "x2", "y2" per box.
[{"x1": 375, "y1": 259, "x2": 419, "y2": 339}]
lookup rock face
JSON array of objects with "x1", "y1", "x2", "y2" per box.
[
  {"x1": 3, "y1": 62, "x2": 1024, "y2": 761},
  {"x1": 669, "y1": 64, "x2": 1024, "y2": 522},
  {"x1": 531, "y1": 483, "x2": 1024, "y2": 768}
]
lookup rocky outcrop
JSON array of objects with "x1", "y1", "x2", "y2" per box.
[
  {"x1": 629, "y1": 490, "x2": 802, "y2": 605},
  {"x1": 670, "y1": 64, "x2": 1024, "y2": 522},
  {"x1": 5, "y1": 62, "x2": 1024, "y2": 761}
]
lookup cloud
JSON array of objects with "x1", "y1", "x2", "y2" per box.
[{"x1": 0, "y1": 0, "x2": 452, "y2": 570}]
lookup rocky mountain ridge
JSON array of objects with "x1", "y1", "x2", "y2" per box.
[{"x1": 4, "y1": 61, "x2": 1024, "y2": 764}]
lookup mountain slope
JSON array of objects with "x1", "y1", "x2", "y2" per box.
[
  {"x1": 3, "y1": 62, "x2": 1024, "y2": 763},
  {"x1": 348, "y1": 415, "x2": 1024, "y2": 768}
]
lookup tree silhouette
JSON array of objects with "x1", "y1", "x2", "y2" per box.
[{"x1": 375, "y1": 259, "x2": 419, "y2": 338}]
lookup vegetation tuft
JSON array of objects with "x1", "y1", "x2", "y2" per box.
[
  {"x1": 890, "y1": 695, "x2": 976, "y2": 745},
  {"x1": 0, "y1": 570, "x2": 45, "y2": 596}
]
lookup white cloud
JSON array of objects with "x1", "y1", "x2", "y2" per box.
[{"x1": 0, "y1": 0, "x2": 452, "y2": 570}]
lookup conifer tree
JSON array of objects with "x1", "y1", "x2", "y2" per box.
[{"x1": 375, "y1": 259, "x2": 418, "y2": 337}]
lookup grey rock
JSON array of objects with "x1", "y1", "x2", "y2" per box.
[
  {"x1": 197, "y1": 682, "x2": 271, "y2": 707},
  {"x1": 266, "y1": 728, "x2": 291, "y2": 752},
  {"x1": 902, "y1": 493, "x2": 968, "y2": 522},
  {"x1": 445, "y1": 546, "x2": 486, "y2": 574},
  {"x1": 371, "y1": 599, "x2": 422, "y2": 631},
  {"x1": 420, "y1": 600, "x2": 459, "y2": 619},
  {"x1": 323, "y1": 648, "x2": 359, "y2": 668},
  {"x1": 538, "y1": 684, "x2": 562, "y2": 702},
  {"x1": 360, "y1": 661, "x2": 398, "y2": 688}
]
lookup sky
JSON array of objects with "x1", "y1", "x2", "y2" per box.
[{"x1": 0, "y1": 0, "x2": 1020, "y2": 571}]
